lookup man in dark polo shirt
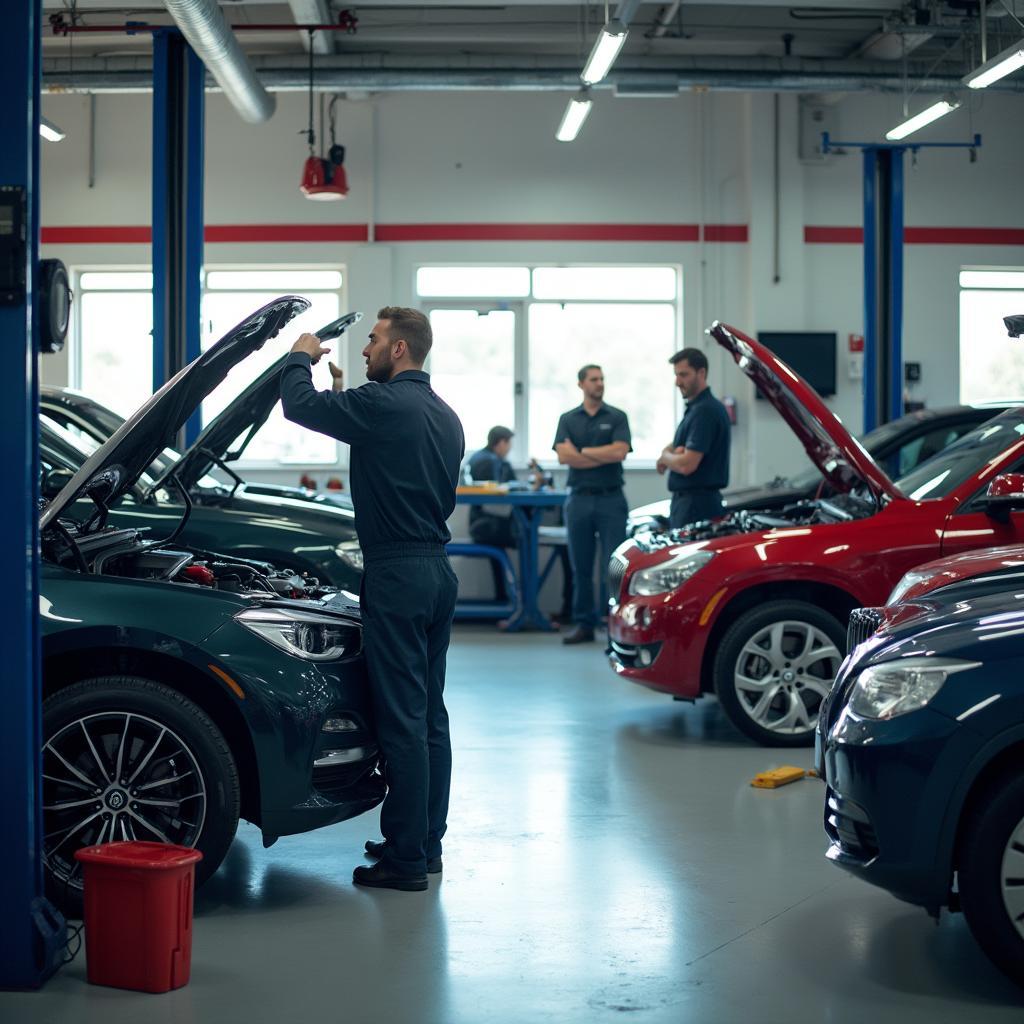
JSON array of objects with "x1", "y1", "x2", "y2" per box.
[
  {"x1": 658, "y1": 347, "x2": 731, "y2": 529},
  {"x1": 553, "y1": 364, "x2": 632, "y2": 644},
  {"x1": 281, "y1": 306, "x2": 464, "y2": 892}
]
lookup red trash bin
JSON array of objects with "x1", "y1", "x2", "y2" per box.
[{"x1": 74, "y1": 841, "x2": 203, "y2": 994}]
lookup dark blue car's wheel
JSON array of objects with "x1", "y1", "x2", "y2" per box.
[
  {"x1": 960, "y1": 774, "x2": 1024, "y2": 985},
  {"x1": 42, "y1": 676, "x2": 240, "y2": 914}
]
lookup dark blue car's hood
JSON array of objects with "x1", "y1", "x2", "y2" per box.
[{"x1": 41, "y1": 296, "x2": 311, "y2": 531}]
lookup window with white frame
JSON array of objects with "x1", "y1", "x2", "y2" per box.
[
  {"x1": 959, "y1": 269, "x2": 1024, "y2": 404},
  {"x1": 419, "y1": 265, "x2": 680, "y2": 463},
  {"x1": 74, "y1": 268, "x2": 345, "y2": 465}
]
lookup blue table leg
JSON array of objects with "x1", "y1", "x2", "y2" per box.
[{"x1": 503, "y1": 507, "x2": 554, "y2": 632}]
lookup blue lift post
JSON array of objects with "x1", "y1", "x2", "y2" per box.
[
  {"x1": 152, "y1": 29, "x2": 206, "y2": 447},
  {"x1": 0, "y1": 0, "x2": 67, "y2": 990},
  {"x1": 823, "y1": 132, "x2": 980, "y2": 432}
]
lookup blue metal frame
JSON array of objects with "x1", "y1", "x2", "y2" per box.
[
  {"x1": 152, "y1": 30, "x2": 205, "y2": 445},
  {"x1": 822, "y1": 133, "x2": 981, "y2": 432},
  {"x1": 862, "y1": 148, "x2": 879, "y2": 432},
  {"x1": 0, "y1": 0, "x2": 66, "y2": 990},
  {"x1": 889, "y1": 150, "x2": 905, "y2": 426}
]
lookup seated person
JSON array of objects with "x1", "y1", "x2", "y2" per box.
[{"x1": 466, "y1": 428, "x2": 518, "y2": 599}]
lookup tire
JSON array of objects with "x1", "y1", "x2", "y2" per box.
[
  {"x1": 42, "y1": 676, "x2": 240, "y2": 915},
  {"x1": 959, "y1": 773, "x2": 1024, "y2": 986},
  {"x1": 712, "y1": 600, "x2": 845, "y2": 747}
]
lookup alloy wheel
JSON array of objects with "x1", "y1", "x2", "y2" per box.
[
  {"x1": 732, "y1": 620, "x2": 841, "y2": 736},
  {"x1": 1001, "y1": 811, "x2": 1024, "y2": 941},
  {"x1": 42, "y1": 711, "x2": 207, "y2": 890}
]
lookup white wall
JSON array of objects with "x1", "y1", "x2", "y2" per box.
[{"x1": 39, "y1": 86, "x2": 1024, "y2": 511}]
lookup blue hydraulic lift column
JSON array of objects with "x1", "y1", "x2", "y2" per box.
[
  {"x1": 152, "y1": 29, "x2": 205, "y2": 446},
  {"x1": 824, "y1": 133, "x2": 979, "y2": 432},
  {"x1": 0, "y1": 0, "x2": 66, "y2": 990}
]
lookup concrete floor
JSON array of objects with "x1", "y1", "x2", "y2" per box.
[{"x1": 3, "y1": 625, "x2": 1023, "y2": 1023}]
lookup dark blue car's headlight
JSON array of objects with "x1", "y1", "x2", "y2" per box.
[
  {"x1": 235, "y1": 607, "x2": 361, "y2": 661},
  {"x1": 849, "y1": 657, "x2": 980, "y2": 720}
]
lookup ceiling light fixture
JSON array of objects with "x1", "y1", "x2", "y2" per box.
[
  {"x1": 581, "y1": 19, "x2": 629, "y2": 86},
  {"x1": 885, "y1": 96, "x2": 961, "y2": 141},
  {"x1": 556, "y1": 91, "x2": 593, "y2": 142},
  {"x1": 39, "y1": 116, "x2": 65, "y2": 142},
  {"x1": 298, "y1": 35, "x2": 348, "y2": 201},
  {"x1": 963, "y1": 39, "x2": 1024, "y2": 89}
]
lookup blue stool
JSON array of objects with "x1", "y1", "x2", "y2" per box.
[{"x1": 447, "y1": 542, "x2": 518, "y2": 620}]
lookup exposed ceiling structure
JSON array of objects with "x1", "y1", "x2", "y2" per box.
[{"x1": 39, "y1": 1, "x2": 1024, "y2": 96}]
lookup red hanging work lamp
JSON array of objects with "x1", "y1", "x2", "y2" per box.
[{"x1": 299, "y1": 34, "x2": 349, "y2": 201}]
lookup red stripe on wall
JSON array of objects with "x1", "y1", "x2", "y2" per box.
[
  {"x1": 41, "y1": 222, "x2": 753, "y2": 245},
  {"x1": 806, "y1": 225, "x2": 1024, "y2": 245},
  {"x1": 204, "y1": 224, "x2": 369, "y2": 243},
  {"x1": 903, "y1": 227, "x2": 1024, "y2": 246},
  {"x1": 374, "y1": 223, "x2": 702, "y2": 242},
  {"x1": 42, "y1": 226, "x2": 153, "y2": 244},
  {"x1": 703, "y1": 224, "x2": 748, "y2": 242},
  {"x1": 804, "y1": 226, "x2": 863, "y2": 244},
  {"x1": 41, "y1": 224, "x2": 369, "y2": 245}
]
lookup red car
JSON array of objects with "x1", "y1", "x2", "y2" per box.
[
  {"x1": 608, "y1": 322, "x2": 1024, "y2": 747},
  {"x1": 847, "y1": 536, "x2": 1024, "y2": 646}
]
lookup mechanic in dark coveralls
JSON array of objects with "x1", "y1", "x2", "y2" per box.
[
  {"x1": 657, "y1": 347, "x2": 731, "y2": 529},
  {"x1": 281, "y1": 307, "x2": 464, "y2": 892}
]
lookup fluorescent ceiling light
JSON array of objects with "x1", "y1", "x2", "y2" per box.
[
  {"x1": 963, "y1": 39, "x2": 1024, "y2": 89},
  {"x1": 581, "y1": 20, "x2": 628, "y2": 86},
  {"x1": 556, "y1": 92, "x2": 593, "y2": 143},
  {"x1": 39, "y1": 116, "x2": 65, "y2": 142},
  {"x1": 885, "y1": 97, "x2": 960, "y2": 141}
]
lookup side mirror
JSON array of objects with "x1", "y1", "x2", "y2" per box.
[
  {"x1": 41, "y1": 467, "x2": 75, "y2": 500},
  {"x1": 985, "y1": 472, "x2": 1024, "y2": 523}
]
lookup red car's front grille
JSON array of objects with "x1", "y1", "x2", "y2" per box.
[{"x1": 608, "y1": 554, "x2": 629, "y2": 602}]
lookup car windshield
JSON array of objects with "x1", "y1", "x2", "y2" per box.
[{"x1": 895, "y1": 409, "x2": 1024, "y2": 500}]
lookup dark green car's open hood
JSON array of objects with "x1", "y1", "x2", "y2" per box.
[
  {"x1": 41, "y1": 295, "x2": 311, "y2": 532},
  {"x1": 146, "y1": 310, "x2": 363, "y2": 497}
]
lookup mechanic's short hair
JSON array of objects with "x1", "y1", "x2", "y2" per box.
[
  {"x1": 378, "y1": 306, "x2": 432, "y2": 365},
  {"x1": 487, "y1": 425, "x2": 513, "y2": 449},
  {"x1": 578, "y1": 363, "x2": 602, "y2": 382},
  {"x1": 669, "y1": 347, "x2": 708, "y2": 374}
]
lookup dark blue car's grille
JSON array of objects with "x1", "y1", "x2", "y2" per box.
[
  {"x1": 847, "y1": 606, "x2": 884, "y2": 652},
  {"x1": 825, "y1": 789, "x2": 879, "y2": 863}
]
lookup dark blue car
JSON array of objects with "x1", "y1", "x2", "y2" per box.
[{"x1": 818, "y1": 587, "x2": 1024, "y2": 985}]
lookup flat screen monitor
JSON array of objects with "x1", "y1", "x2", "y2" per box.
[{"x1": 756, "y1": 331, "x2": 837, "y2": 398}]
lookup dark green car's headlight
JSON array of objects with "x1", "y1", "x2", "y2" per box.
[{"x1": 235, "y1": 607, "x2": 361, "y2": 661}]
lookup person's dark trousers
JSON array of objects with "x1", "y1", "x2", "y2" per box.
[
  {"x1": 565, "y1": 489, "x2": 628, "y2": 628},
  {"x1": 669, "y1": 490, "x2": 724, "y2": 530},
  {"x1": 468, "y1": 514, "x2": 516, "y2": 601},
  {"x1": 360, "y1": 546, "x2": 458, "y2": 876}
]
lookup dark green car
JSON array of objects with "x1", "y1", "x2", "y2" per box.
[
  {"x1": 39, "y1": 296, "x2": 383, "y2": 906},
  {"x1": 39, "y1": 320, "x2": 364, "y2": 591}
]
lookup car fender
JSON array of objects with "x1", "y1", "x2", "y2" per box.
[{"x1": 932, "y1": 720, "x2": 1024, "y2": 902}]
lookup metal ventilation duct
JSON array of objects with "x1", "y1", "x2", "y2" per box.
[{"x1": 162, "y1": 0, "x2": 275, "y2": 123}]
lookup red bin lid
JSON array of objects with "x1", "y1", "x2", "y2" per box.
[{"x1": 74, "y1": 841, "x2": 204, "y2": 869}]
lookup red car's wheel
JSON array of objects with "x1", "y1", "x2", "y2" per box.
[{"x1": 713, "y1": 600, "x2": 845, "y2": 747}]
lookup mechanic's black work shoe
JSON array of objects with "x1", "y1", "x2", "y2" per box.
[
  {"x1": 562, "y1": 625, "x2": 595, "y2": 645},
  {"x1": 353, "y1": 862, "x2": 428, "y2": 892},
  {"x1": 365, "y1": 839, "x2": 442, "y2": 874}
]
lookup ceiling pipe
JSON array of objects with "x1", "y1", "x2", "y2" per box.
[
  {"x1": 161, "y1": 0, "x2": 275, "y2": 122},
  {"x1": 41, "y1": 65, "x2": 1024, "y2": 94},
  {"x1": 648, "y1": 2, "x2": 681, "y2": 40}
]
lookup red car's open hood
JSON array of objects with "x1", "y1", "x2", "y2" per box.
[{"x1": 709, "y1": 322, "x2": 903, "y2": 501}]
